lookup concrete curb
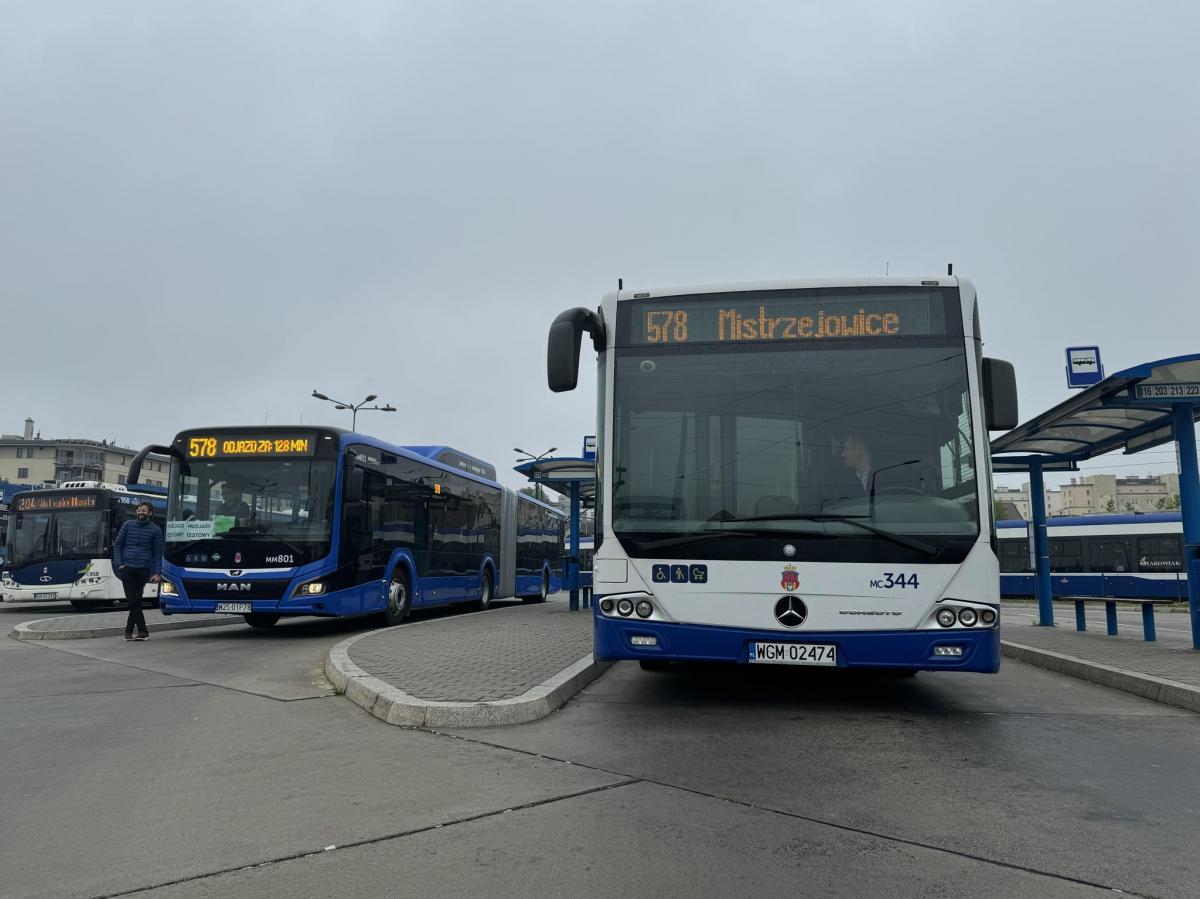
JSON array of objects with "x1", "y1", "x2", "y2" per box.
[
  {"x1": 325, "y1": 627, "x2": 612, "y2": 728},
  {"x1": 10, "y1": 614, "x2": 241, "y2": 642},
  {"x1": 1001, "y1": 640, "x2": 1200, "y2": 714}
]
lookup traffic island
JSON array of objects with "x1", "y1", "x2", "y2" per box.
[{"x1": 325, "y1": 597, "x2": 610, "y2": 728}]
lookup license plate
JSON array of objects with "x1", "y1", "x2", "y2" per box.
[
  {"x1": 748, "y1": 642, "x2": 837, "y2": 666},
  {"x1": 34, "y1": 592, "x2": 58, "y2": 600},
  {"x1": 215, "y1": 601, "x2": 252, "y2": 614}
]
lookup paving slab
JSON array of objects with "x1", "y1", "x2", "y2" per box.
[
  {"x1": 326, "y1": 597, "x2": 610, "y2": 727},
  {"x1": 1001, "y1": 602, "x2": 1200, "y2": 712}
]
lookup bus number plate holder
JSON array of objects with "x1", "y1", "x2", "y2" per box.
[
  {"x1": 34, "y1": 592, "x2": 58, "y2": 600},
  {"x1": 748, "y1": 642, "x2": 837, "y2": 666},
  {"x1": 215, "y1": 602, "x2": 252, "y2": 614}
]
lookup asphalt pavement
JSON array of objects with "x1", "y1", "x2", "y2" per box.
[{"x1": 3, "y1": 599, "x2": 1199, "y2": 898}]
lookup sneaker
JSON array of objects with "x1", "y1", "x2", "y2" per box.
[
  {"x1": 124, "y1": 633, "x2": 134, "y2": 641},
  {"x1": 134, "y1": 632, "x2": 149, "y2": 641}
]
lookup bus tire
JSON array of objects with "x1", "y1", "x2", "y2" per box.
[
  {"x1": 244, "y1": 613, "x2": 280, "y2": 628},
  {"x1": 523, "y1": 570, "x2": 550, "y2": 604},
  {"x1": 477, "y1": 570, "x2": 494, "y2": 611},
  {"x1": 384, "y1": 571, "x2": 411, "y2": 626},
  {"x1": 639, "y1": 659, "x2": 672, "y2": 672}
]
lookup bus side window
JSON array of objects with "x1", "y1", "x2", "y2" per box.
[
  {"x1": 1090, "y1": 538, "x2": 1131, "y2": 573},
  {"x1": 1136, "y1": 534, "x2": 1183, "y2": 572},
  {"x1": 1049, "y1": 537, "x2": 1084, "y2": 572},
  {"x1": 998, "y1": 539, "x2": 1030, "y2": 573}
]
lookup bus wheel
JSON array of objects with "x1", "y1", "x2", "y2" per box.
[
  {"x1": 477, "y1": 570, "x2": 494, "y2": 611},
  {"x1": 384, "y1": 572, "x2": 411, "y2": 626},
  {"x1": 523, "y1": 570, "x2": 550, "y2": 604},
  {"x1": 639, "y1": 660, "x2": 672, "y2": 672},
  {"x1": 244, "y1": 614, "x2": 280, "y2": 628}
]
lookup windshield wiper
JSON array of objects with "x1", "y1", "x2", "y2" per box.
[{"x1": 720, "y1": 513, "x2": 939, "y2": 556}]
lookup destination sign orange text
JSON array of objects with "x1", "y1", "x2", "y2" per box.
[
  {"x1": 184, "y1": 434, "x2": 315, "y2": 459},
  {"x1": 14, "y1": 494, "x2": 99, "y2": 512}
]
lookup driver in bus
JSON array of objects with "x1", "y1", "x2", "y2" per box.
[
  {"x1": 837, "y1": 432, "x2": 875, "y2": 497},
  {"x1": 218, "y1": 484, "x2": 252, "y2": 526}
]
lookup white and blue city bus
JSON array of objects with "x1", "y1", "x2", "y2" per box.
[
  {"x1": 1, "y1": 482, "x2": 167, "y2": 610},
  {"x1": 547, "y1": 276, "x2": 1018, "y2": 672},
  {"x1": 133, "y1": 427, "x2": 564, "y2": 628}
]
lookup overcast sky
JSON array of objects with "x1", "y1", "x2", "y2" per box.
[{"x1": 2, "y1": 0, "x2": 1197, "y2": 490}]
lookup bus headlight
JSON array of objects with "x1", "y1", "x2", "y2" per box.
[
  {"x1": 957, "y1": 608, "x2": 978, "y2": 627},
  {"x1": 635, "y1": 600, "x2": 654, "y2": 618},
  {"x1": 980, "y1": 608, "x2": 997, "y2": 626},
  {"x1": 600, "y1": 598, "x2": 614, "y2": 614},
  {"x1": 295, "y1": 580, "x2": 327, "y2": 596},
  {"x1": 935, "y1": 608, "x2": 957, "y2": 627},
  {"x1": 159, "y1": 581, "x2": 178, "y2": 596},
  {"x1": 616, "y1": 598, "x2": 634, "y2": 617}
]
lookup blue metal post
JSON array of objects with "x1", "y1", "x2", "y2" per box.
[
  {"x1": 1105, "y1": 601, "x2": 1118, "y2": 635},
  {"x1": 1141, "y1": 603, "x2": 1156, "y2": 642},
  {"x1": 1029, "y1": 460, "x2": 1055, "y2": 627},
  {"x1": 1172, "y1": 405, "x2": 1200, "y2": 649},
  {"x1": 569, "y1": 481, "x2": 581, "y2": 612}
]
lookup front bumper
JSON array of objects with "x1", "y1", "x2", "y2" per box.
[{"x1": 594, "y1": 614, "x2": 1000, "y2": 672}]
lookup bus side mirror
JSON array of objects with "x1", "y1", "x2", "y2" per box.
[
  {"x1": 983, "y1": 358, "x2": 1018, "y2": 431},
  {"x1": 548, "y1": 307, "x2": 605, "y2": 393},
  {"x1": 345, "y1": 467, "x2": 364, "y2": 504}
]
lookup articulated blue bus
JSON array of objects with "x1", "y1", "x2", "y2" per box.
[
  {"x1": 132, "y1": 427, "x2": 564, "y2": 628},
  {"x1": 998, "y1": 513, "x2": 1187, "y2": 601},
  {"x1": 1, "y1": 482, "x2": 167, "y2": 609}
]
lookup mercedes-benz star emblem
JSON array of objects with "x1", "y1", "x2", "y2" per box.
[{"x1": 774, "y1": 595, "x2": 807, "y2": 628}]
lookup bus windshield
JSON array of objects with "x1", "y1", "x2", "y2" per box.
[
  {"x1": 7, "y1": 508, "x2": 108, "y2": 568},
  {"x1": 165, "y1": 458, "x2": 336, "y2": 565},
  {"x1": 611, "y1": 339, "x2": 979, "y2": 556}
]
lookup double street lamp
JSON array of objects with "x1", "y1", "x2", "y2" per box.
[
  {"x1": 311, "y1": 390, "x2": 397, "y2": 431},
  {"x1": 515, "y1": 447, "x2": 557, "y2": 501}
]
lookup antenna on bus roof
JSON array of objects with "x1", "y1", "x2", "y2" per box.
[
  {"x1": 947, "y1": 263, "x2": 953, "y2": 276},
  {"x1": 618, "y1": 278, "x2": 623, "y2": 290}
]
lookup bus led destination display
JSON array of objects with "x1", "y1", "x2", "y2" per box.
[
  {"x1": 631, "y1": 292, "x2": 944, "y2": 345},
  {"x1": 13, "y1": 493, "x2": 99, "y2": 512},
  {"x1": 184, "y1": 433, "x2": 316, "y2": 459}
]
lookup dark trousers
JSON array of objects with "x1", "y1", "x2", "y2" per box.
[{"x1": 121, "y1": 567, "x2": 150, "y2": 635}]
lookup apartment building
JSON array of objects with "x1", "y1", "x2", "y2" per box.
[
  {"x1": 0, "y1": 419, "x2": 170, "y2": 488},
  {"x1": 994, "y1": 472, "x2": 1181, "y2": 519}
]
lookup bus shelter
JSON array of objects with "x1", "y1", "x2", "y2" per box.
[
  {"x1": 991, "y1": 354, "x2": 1200, "y2": 648},
  {"x1": 513, "y1": 455, "x2": 596, "y2": 611}
]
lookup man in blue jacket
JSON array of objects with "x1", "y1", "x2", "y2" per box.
[{"x1": 113, "y1": 501, "x2": 164, "y2": 641}]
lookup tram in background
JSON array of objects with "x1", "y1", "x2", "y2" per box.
[
  {"x1": 998, "y1": 513, "x2": 1187, "y2": 601},
  {"x1": 134, "y1": 427, "x2": 564, "y2": 628},
  {"x1": 1, "y1": 482, "x2": 167, "y2": 609},
  {"x1": 548, "y1": 275, "x2": 1019, "y2": 673}
]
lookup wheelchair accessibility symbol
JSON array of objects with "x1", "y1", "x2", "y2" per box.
[{"x1": 652, "y1": 564, "x2": 670, "y2": 583}]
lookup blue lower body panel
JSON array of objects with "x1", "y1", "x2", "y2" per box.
[{"x1": 595, "y1": 615, "x2": 1000, "y2": 672}]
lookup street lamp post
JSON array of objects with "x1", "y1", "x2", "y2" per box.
[
  {"x1": 311, "y1": 390, "x2": 397, "y2": 431},
  {"x1": 515, "y1": 447, "x2": 557, "y2": 501}
]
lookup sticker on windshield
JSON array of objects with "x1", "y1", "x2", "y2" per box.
[
  {"x1": 212, "y1": 515, "x2": 236, "y2": 535},
  {"x1": 166, "y1": 519, "x2": 215, "y2": 543}
]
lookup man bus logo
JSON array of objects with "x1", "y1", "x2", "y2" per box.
[
  {"x1": 216, "y1": 583, "x2": 251, "y2": 592},
  {"x1": 781, "y1": 564, "x2": 799, "y2": 592},
  {"x1": 774, "y1": 596, "x2": 807, "y2": 628}
]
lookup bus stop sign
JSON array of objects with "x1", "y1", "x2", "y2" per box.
[{"x1": 1065, "y1": 346, "x2": 1103, "y2": 389}]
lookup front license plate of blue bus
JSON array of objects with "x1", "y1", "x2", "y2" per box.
[
  {"x1": 748, "y1": 642, "x2": 837, "y2": 666},
  {"x1": 34, "y1": 592, "x2": 57, "y2": 600},
  {"x1": 215, "y1": 601, "x2": 252, "y2": 614}
]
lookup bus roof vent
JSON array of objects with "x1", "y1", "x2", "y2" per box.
[{"x1": 57, "y1": 480, "x2": 128, "y2": 492}]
